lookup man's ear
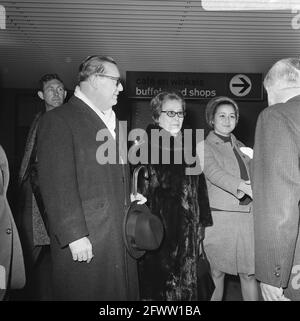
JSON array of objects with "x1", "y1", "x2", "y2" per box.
[
  {"x1": 37, "y1": 91, "x2": 44, "y2": 100},
  {"x1": 89, "y1": 76, "x2": 97, "y2": 89},
  {"x1": 64, "y1": 90, "x2": 67, "y2": 100}
]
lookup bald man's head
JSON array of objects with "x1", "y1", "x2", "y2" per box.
[{"x1": 264, "y1": 58, "x2": 300, "y2": 105}]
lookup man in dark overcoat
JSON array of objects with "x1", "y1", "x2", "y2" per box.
[
  {"x1": 252, "y1": 57, "x2": 300, "y2": 301},
  {"x1": 37, "y1": 56, "x2": 140, "y2": 300},
  {"x1": 18, "y1": 73, "x2": 66, "y2": 300}
]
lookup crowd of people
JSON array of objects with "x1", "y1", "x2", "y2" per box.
[{"x1": 0, "y1": 55, "x2": 300, "y2": 301}]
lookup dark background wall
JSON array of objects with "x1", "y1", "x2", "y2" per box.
[{"x1": 0, "y1": 88, "x2": 40, "y2": 216}]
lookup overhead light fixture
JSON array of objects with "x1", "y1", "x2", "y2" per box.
[
  {"x1": 0, "y1": 5, "x2": 5, "y2": 29},
  {"x1": 202, "y1": 0, "x2": 300, "y2": 11}
]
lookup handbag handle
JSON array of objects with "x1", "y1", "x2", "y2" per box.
[
  {"x1": 131, "y1": 165, "x2": 149, "y2": 196},
  {"x1": 194, "y1": 225, "x2": 208, "y2": 259},
  {"x1": 200, "y1": 239, "x2": 208, "y2": 260}
]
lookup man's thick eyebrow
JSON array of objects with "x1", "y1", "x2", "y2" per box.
[{"x1": 46, "y1": 84, "x2": 63, "y2": 88}]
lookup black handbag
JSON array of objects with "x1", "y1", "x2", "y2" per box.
[{"x1": 197, "y1": 240, "x2": 215, "y2": 301}]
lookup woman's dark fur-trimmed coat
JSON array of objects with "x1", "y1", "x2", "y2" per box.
[{"x1": 133, "y1": 125, "x2": 212, "y2": 301}]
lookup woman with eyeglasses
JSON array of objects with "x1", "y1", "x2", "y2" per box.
[
  {"x1": 196, "y1": 96, "x2": 258, "y2": 301},
  {"x1": 132, "y1": 91, "x2": 213, "y2": 300}
]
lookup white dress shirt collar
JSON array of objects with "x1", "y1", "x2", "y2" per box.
[{"x1": 74, "y1": 86, "x2": 116, "y2": 139}]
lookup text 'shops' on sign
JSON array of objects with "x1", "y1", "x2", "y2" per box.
[
  {"x1": 0, "y1": 5, "x2": 5, "y2": 29},
  {"x1": 202, "y1": 0, "x2": 300, "y2": 11}
]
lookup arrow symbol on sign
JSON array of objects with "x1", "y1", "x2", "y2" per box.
[{"x1": 232, "y1": 77, "x2": 250, "y2": 94}]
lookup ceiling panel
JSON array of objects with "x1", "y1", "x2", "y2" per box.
[{"x1": 0, "y1": 0, "x2": 299, "y2": 89}]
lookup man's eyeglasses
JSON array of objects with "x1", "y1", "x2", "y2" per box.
[
  {"x1": 161, "y1": 111, "x2": 185, "y2": 118},
  {"x1": 95, "y1": 73, "x2": 122, "y2": 87}
]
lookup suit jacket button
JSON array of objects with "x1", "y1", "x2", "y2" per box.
[
  {"x1": 274, "y1": 265, "x2": 281, "y2": 277},
  {"x1": 6, "y1": 228, "x2": 12, "y2": 235}
]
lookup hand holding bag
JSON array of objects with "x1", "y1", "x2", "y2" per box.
[{"x1": 123, "y1": 165, "x2": 164, "y2": 259}]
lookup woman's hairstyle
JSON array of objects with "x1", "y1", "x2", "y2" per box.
[
  {"x1": 150, "y1": 91, "x2": 186, "y2": 123},
  {"x1": 205, "y1": 96, "x2": 239, "y2": 129}
]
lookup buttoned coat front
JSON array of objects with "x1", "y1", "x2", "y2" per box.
[
  {"x1": 197, "y1": 131, "x2": 254, "y2": 275},
  {"x1": 197, "y1": 131, "x2": 251, "y2": 213},
  {"x1": 252, "y1": 95, "x2": 300, "y2": 300},
  {"x1": 37, "y1": 96, "x2": 138, "y2": 300},
  {"x1": 0, "y1": 145, "x2": 26, "y2": 300}
]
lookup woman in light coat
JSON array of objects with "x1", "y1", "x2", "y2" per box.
[
  {"x1": 197, "y1": 96, "x2": 258, "y2": 301},
  {"x1": 0, "y1": 145, "x2": 25, "y2": 300}
]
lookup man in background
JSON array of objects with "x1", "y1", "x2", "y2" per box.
[
  {"x1": 18, "y1": 73, "x2": 66, "y2": 300},
  {"x1": 252, "y1": 57, "x2": 300, "y2": 301}
]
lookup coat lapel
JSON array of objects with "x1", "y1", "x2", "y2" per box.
[{"x1": 206, "y1": 131, "x2": 250, "y2": 175}]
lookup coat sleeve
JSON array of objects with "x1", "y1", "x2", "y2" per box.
[
  {"x1": 252, "y1": 109, "x2": 300, "y2": 288},
  {"x1": 37, "y1": 112, "x2": 89, "y2": 248},
  {"x1": 196, "y1": 140, "x2": 243, "y2": 198}
]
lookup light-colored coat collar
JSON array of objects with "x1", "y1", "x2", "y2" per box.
[{"x1": 206, "y1": 130, "x2": 238, "y2": 146}]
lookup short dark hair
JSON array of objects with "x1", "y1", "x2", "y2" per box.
[
  {"x1": 150, "y1": 91, "x2": 186, "y2": 123},
  {"x1": 205, "y1": 96, "x2": 239, "y2": 129},
  {"x1": 39, "y1": 74, "x2": 64, "y2": 91},
  {"x1": 78, "y1": 55, "x2": 117, "y2": 82}
]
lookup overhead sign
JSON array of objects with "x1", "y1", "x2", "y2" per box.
[
  {"x1": 229, "y1": 74, "x2": 252, "y2": 97},
  {"x1": 126, "y1": 71, "x2": 263, "y2": 100}
]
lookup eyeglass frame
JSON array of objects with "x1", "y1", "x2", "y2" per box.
[
  {"x1": 95, "y1": 73, "x2": 122, "y2": 87},
  {"x1": 160, "y1": 110, "x2": 186, "y2": 118}
]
